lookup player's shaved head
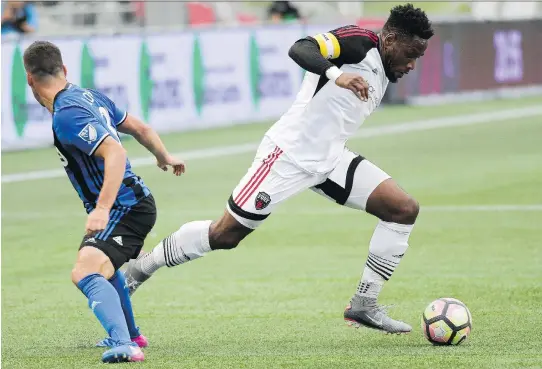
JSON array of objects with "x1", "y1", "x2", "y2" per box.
[{"x1": 23, "y1": 41, "x2": 65, "y2": 81}]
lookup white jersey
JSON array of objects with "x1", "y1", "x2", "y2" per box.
[{"x1": 265, "y1": 48, "x2": 389, "y2": 174}]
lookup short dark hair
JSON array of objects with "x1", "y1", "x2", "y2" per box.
[
  {"x1": 383, "y1": 3, "x2": 434, "y2": 40},
  {"x1": 23, "y1": 41, "x2": 64, "y2": 80}
]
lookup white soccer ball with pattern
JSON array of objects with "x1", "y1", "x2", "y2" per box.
[{"x1": 421, "y1": 297, "x2": 472, "y2": 345}]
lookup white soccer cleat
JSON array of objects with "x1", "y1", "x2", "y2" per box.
[{"x1": 344, "y1": 303, "x2": 412, "y2": 334}]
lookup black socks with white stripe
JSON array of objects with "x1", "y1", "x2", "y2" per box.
[
  {"x1": 139, "y1": 220, "x2": 212, "y2": 275},
  {"x1": 352, "y1": 221, "x2": 414, "y2": 309}
]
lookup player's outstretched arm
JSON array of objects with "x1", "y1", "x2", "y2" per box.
[
  {"x1": 118, "y1": 114, "x2": 185, "y2": 176},
  {"x1": 86, "y1": 137, "x2": 127, "y2": 235}
]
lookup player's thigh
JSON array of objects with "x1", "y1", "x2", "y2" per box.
[
  {"x1": 311, "y1": 149, "x2": 391, "y2": 211},
  {"x1": 227, "y1": 137, "x2": 322, "y2": 229},
  {"x1": 79, "y1": 195, "x2": 157, "y2": 271}
]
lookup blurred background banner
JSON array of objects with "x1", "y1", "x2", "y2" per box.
[
  {"x1": 1, "y1": 2, "x2": 541, "y2": 151},
  {"x1": 395, "y1": 19, "x2": 542, "y2": 103},
  {"x1": 1, "y1": 25, "x2": 310, "y2": 151}
]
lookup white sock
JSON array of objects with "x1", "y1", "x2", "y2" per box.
[
  {"x1": 140, "y1": 220, "x2": 212, "y2": 275},
  {"x1": 354, "y1": 221, "x2": 414, "y2": 307}
]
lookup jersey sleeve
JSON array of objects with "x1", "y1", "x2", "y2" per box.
[
  {"x1": 311, "y1": 25, "x2": 379, "y2": 64},
  {"x1": 288, "y1": 38, "x2": 335, "y2": 76},
  {"x1": 111, "y1": 102, "x2": 127, "y2": 126},
  {"x1": 102, "y1": 95, "x2": 127, "y2": 126},
  {"x1": 289, "y1": 25, "x2": 379, "y2": 77},
  {"x1": 54, "y1": 106, "x2": 111, "y2": 156}
]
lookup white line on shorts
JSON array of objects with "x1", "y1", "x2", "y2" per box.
[
  {"x1": 2, "y1": 105, "x2": 542, "y2": 184},
  {"x1": 3, "y1": 204, "x2": 542, "y2": 220}
]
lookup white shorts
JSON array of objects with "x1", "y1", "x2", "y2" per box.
[{"x1": 227, "y1": 137, "x2": 391, "y2": 229}]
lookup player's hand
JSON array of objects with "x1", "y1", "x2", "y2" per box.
[
  {"x1": 335, "y1": 73, "x2": 369, "y2": 101},
  {"x1": 85, "y1": 207, "x2": 110, "y2": 236},
  {"x1": 157, "y1": 155, "x2": 185, "y2": 176}
]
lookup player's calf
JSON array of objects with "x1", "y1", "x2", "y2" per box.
[
  {"x1": 95, "y1": 269, "x2": 148, "y2": 348},
  {"x1": 346, "y1": 179, "x2": 419, "y2": 332},
  {"x1": 125, "y1": 212, "x2": 252, "y2": 296},
  {"x1": 72, "y1": 247, "x2": 135, "y2": 351},
  {"x1": 208, "y1": 211, "x2": 253, "y2": 250}
]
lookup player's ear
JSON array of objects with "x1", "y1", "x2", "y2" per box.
[
  {"x1": 26, "y1": 72, "x2": 33, "y2": 87},
  {"x1": 63, "y1": 65, "x2": 68, "y2": 78},
  {"x1": 383, "y1": 32, "x2": 397, "y2": 48}
]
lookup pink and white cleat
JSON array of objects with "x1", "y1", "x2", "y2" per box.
[
  {"x1": 131, "y1": 334, "x2": 148, "y2": 348},
  {"x1": 102, "y1": 343, "x2": 145, "y2": 363},
  {"x1": 97, "y1": 334, "x2": 148, "y2": 348}
]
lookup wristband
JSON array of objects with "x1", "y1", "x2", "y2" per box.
[{"x1": 325, "y1": 66, "x2": 343, "y2": 82}]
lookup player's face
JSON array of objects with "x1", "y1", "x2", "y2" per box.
[{"x1": 382, "y1": 34, "x2": 428, "y2": 83}]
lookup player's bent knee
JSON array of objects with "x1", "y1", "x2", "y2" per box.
[
  {"x1": 366, "y1": 179, "x2": 420, "y2": 225},
  {"x1": 71, "y1": 246, "x2": 115, "y2": 285},
  {"x1": 393, "y1": 197, "x2": 419, "y2": 225}
]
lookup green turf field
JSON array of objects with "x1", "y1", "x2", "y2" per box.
[{"x1": 2, "y1": 97, "x2": 542, "y2": 368}]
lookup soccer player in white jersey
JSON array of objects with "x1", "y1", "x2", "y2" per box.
[{"x1": 126, "y1": 4, "x2": 434, "y2": 334}]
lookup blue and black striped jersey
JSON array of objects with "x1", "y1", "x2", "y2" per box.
[{"x1": 52, "y1": 83, "x2": 150, "y2": 212}]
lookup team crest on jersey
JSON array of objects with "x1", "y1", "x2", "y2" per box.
[
  {"x1": 255, "y1": 192, "x2": 271, "y2": 211},
  {"x1": 78, "y1": 123, "x2": 98, "y2": 143}
]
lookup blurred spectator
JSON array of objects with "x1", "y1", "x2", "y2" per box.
[
  {"x1": 118, "y1": 1, "x2": 135, "y2": 24},
  {"x1": 268, "y1": 1, "x2": 301, "y2": 23},
  {"x1": 1, "y1": 1, "x2": 38, "y2": 35}
]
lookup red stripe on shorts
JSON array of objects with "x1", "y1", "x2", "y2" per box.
[
  {"x1": 234, "y1": 147, "x2": 280, "y2": 204},
  {"x1": 235, "y1": 148, "x2": 283, "y2": 208}
]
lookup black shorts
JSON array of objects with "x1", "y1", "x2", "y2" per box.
[{"x1": 79, "y1": 195, "x2": 157, "y2": 270}]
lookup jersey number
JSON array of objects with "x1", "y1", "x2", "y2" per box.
[
  {"x1": 56, "y1": 147, "x2": 69, "y2": 168},
  {"x1": 99, "y1": 107, "x2": 120, "y2": 141}
]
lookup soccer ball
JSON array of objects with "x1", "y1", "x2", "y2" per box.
[{"x1": 421, "y1": 298, "x2": 472, "y2": 345}]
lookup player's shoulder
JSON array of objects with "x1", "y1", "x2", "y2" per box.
[
  {"x1": 84, "y1": 88, "x2": 111, "y2": 103},
  {"x1": 323, "y1": 25, "x2": 379, "y2": 64},
  {"x1": 330, "y1": 25, "x2": 379, "y2": 46},
  {"x1": 56, "y1": 84, "x2": 112, "y2": 107},
  {"x1": 53, "y1": 89, "x2": 97, "y2": 131},
  {"x1": 54, "y1": 84, "x2": 92, "y2": 110}
]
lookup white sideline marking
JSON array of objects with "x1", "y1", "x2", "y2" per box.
[
  {"x1": 420, "y1": 205, "x2": 542, "y2": 212},
  {"x1": 3, "y1": 205, "x2": 542, "y2": 220},
  {"x1": 3, "y1": 106, "x2": 542, "y2": 184}
]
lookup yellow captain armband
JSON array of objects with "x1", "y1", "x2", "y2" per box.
[{"x1": 313, "y1": 32, "x2": 340, "y2": 59}]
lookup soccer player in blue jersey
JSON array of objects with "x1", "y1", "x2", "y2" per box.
[{"x1": 23, "y1": 41, "x2": 185, "y2": 363}]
